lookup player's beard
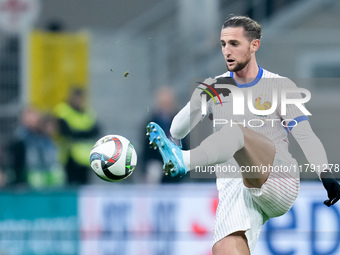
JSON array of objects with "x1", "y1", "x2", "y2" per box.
[
  {"x1": 226, "y1": 57, "x2": 251, "y2": 72},
  {"x1": 227, "y1": 61, "x2": 249, "y2": 72}
]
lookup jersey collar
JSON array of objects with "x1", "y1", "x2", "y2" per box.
[{"x1": 230, "y1": 66, "x2": 263, "y2": 88}]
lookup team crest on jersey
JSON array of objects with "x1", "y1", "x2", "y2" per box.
[{"x1": 254, "y1": 96, "x2": 272, "y2": 117}]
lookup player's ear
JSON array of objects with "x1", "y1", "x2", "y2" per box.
[{"x1": 251, "y1": 39, "x2": 260, "y2": 53}]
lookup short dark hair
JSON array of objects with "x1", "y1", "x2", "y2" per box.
[{"x1": 222, "y1": 15, "x2": 262, "y2": 41}]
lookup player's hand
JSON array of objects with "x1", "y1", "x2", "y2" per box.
[{"x1": 321, "y1": 169, "x2": 340, "y2": 207}]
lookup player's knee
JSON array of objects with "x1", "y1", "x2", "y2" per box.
[
  {"x1": 243, "y1": 177, "x2": 268, "y2": 188},
  {"x1": 212, "y1": 232, "x2": 250, "y2": 255}
]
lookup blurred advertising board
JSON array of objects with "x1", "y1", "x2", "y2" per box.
[
  {"x1": 79, "y1": 184, "x2": 218, "y2": 255},
  {"x1": 256, "y1": 182, "x2": 340, "y2": 255},
  {"x1": 79, "y1": 182, "x2": 340, "y2": 255},
  {"x1": 0, "y1": 190, "x2": 78, "y2": 255},
  {"x1": 0, "y1": 182, "x2": 339, "y2": 255}
]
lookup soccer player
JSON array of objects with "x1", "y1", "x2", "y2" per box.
[{"x1": 147, "y1": 15, "x2": 340, "y2": 254}]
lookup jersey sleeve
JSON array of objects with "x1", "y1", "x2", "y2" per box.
[
  {"x1": 277, "y1": 78, "x2": 310, "y2": 130},
  {"x1": 278, "y1": 79, "x2": 329, "y2": 179},
  {"x1": 170, "y1": 83, "x2": 208, "y2": 139},
  {"x1": 290, "y1": 121, "x2": 329, "y2": 179},
  {"x1": 170, "y1": 101, "x2": 196, "y2": 139},
  {"x1": 170, "y1": 76, "x2": 227, "y2": 139}
]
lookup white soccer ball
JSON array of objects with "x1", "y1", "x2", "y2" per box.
[{"x1": 89, "y1": 135, "x2": 137, "y2": 182}]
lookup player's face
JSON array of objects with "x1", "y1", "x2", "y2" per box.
[{"x1": 220, "y1": 27, "x2": 254, "y2": 72}]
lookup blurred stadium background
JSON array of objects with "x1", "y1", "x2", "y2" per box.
[{"x1": 0, "y1": 0, "x2": 340, "y2": 254}]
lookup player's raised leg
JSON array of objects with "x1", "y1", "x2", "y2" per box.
[
  {"x1": 147, "y1": 121, "x2": 276, "y2": 188},
  {"x1": 187, "y1": 123, "x2": 275, "y2": 188},
  {"x1": 235, "y1": 126, "x2": 275, "y2": 188}
]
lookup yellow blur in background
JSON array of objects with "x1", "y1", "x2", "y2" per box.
[{"x1": 29, "y1": 30, "x2": 89, "y2": 111}]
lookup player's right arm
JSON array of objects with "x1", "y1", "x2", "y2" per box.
[
  {"x1": 170, "y1": 78, "x2": 216, "y2": 139},
  {"x1": 170, "y1": 101, "x2": 191, "y2": 139}
]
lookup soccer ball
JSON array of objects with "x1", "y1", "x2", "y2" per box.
[{"x1": 89, "y1": 135, "x2": 137, "y2": 182}]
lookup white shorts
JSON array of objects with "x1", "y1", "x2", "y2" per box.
[{"x1": 213, "y1": 152, "x2": 300, "y2": 253}]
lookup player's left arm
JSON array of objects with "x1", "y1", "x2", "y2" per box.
[
  {"x1": 280, "y1": 78, "x2": 340, "y2": 206},
  {"x1": 291, "y1": 121, "x2": 340, "y2": 206}
]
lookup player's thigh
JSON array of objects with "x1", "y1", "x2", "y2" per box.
[
  {"x1": 212, "y1": 231, "x2": 250, "y2": 255},
  {"x1": 234, "y1": 126, "x2": 276, "y2": 187},
  {"x1": 235, "y1": 126, "x2": 276, "y2": 167}
]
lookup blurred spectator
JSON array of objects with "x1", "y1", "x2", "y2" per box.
[
  {"x1": 0, "y1": 147, "x2": 6, "y2": 187},
  {"x1": 7, "y1": 107, "x2": 65, "y2": 188},
  {"x1": 53, "y1": 87, "x2": 100, "y2": 185},
  {"x1": 0, "y1": 36, "x2": 19, "y2": 105},
  {"x1": 141, "y1": 86, "x2": 189, "y2": 184},
  {"x1": 36, "y1": 113, "x2": 65, "y2": 187},
  {"x1": 45, "y1": 19, "x2": 65, "y2": 32}
]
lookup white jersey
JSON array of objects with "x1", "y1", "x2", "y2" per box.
[
  {"x1": 170, "y1": 66, "x2": 328, "y2": 252},
  {"x1": 171, "y1": 66, "x2": 328, "y2": 179},
  {"x1": 207, "y1": 67, "x2": 306, "y2": 160},
  {"x1": 207, "y1": 67, "x2": 303, "y2": 251}
]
